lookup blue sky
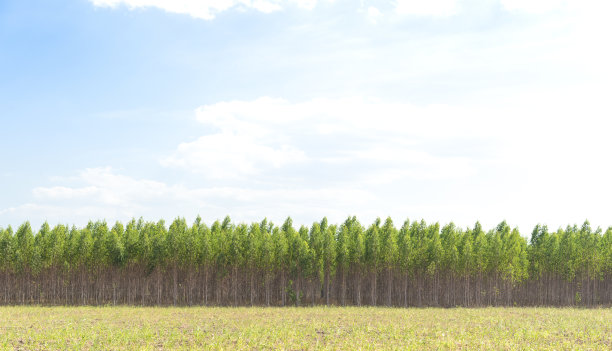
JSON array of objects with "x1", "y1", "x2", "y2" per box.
[{"x1": 1, "y1": 0, "x2": 611, "y2": 233}]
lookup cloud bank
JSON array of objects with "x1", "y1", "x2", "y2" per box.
[
  {"x1": 16, "y1": 91, "x2": 612, "y2": 232},
  {"x1": 90, "y1": 0, "x2": 323, "y2": 19},
  {"x1": 89, "y1": 0, "x2": 593, "y2": 20}
]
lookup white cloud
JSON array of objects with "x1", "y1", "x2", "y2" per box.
[
  {"x1": 89, "y1": 0, "x2": 323, "y2": 19},
  {"x1": 499, "y1": 0, "x2": 612, "y2": 16},
  {"x1": 193, "y1": 96, "x2": 493, "y2": 139},
  {"x1": 19, "y1": 167, "x2": 375, "y2": 227},
  {"x1": 161, "y1": 132, "x2": 307, "y2": 179},
  {"x1": 395, "y1": 0, "x2": 459, "y2": 17},
  {"x1": 162, "y1": 97, "x2": 485, "y2": 182},
  {"x1": 500, "y1": 0, "x2": 566, "y2": 14},
  {"x1": 33, "y1": 167, "x2": 171, "y2": 209},
  {"x1": 32, "y1": 186, "x2": 99, "y2": 199},
  {"x1": 366, "y1": 6, "x2": 382, "y2": 23},
  {"x1": 5, "y1": 87, "x2": 612, "y2": 232},
  {"x1": 161, "y1": 89, "x2": 612, "y2": 233},
  {"x1": 392, "y1": 0, "x2": 611, "y2": 19},
  {"x1": 347, "y1": 147, "x2": 476, "y2": 181},
  {"x1": 293, "y1": 0, "x2": 318, "y2": 10},
  {"x1": 87, "y1": 0, "x2": 612, "y2": 26}
]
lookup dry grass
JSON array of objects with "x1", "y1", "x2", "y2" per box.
[{"x1": 0, "y1": 306, "x2": 611, "y2": 350}]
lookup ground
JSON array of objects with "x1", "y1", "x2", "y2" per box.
[{"x1": 0, "y1": 306, "x2": 610, "y2": 350}]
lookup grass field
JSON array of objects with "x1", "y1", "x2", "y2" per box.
[{"x1": 1, "y1": 307, "x2": 610, "y2": 350}]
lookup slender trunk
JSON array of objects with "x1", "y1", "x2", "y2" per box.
[
  {"x1": 173, "y1": 264, "x2": 178, "y2": 306},
  {"x1": 250, "y1": 267, "x2": 254, "y2": 306},
  {"x1": 341, "y1": 269, "x2": 346, "y2": 306},
  {"x1": 311, "y1": 278, "x2": 316, "y2": 307},
  {"x1": 356, "y1": 269, "x2": 361, "y2": 306},
  {"x1": 281, "y1": 270, "x2": 286, "y2": 307},
  {"x1": 233, "y1": 266, "x2": 238, "y2": 307},
  {"x1": 325, "y1": 267, "x2": 330, "y2": 306},
  {"x1": 404, "y1": 272, "x2": 408, "y2": 307},
  {"x1": 371, "y1": 270, "x2": 377, "y2": 306},
  {"x1": 204, "y1": 267, "x2": 209, "y2": 306},
  {"x1": 387, "y1": 267, "x2": 392, "y2": 307},
  {"x1": 265, "y1": 272, "x2": 270, "y2": 306}
]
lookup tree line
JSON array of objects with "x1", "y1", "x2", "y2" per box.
[{"x1": 0, "y1": 216, "x2": 611, "y2": 307}]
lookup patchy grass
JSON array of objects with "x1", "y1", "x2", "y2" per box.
[{"x1": 0, "y1": 306, "x2": 610, "y2": 350}]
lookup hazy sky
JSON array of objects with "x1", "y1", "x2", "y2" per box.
[{"x1": 1, "y1": 0, "x2": 611, "y2": 233}]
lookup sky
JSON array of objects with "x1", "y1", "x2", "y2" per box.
[{"x1": 1, "y1": 0, "x2": 611, "y2": 234}]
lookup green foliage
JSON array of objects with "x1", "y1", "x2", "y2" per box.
[{"x1": 0, "y1": 216, "x2": 611, "y2": 306}]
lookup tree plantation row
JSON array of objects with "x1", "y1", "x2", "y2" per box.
[{"x1": 1, "y1": 216, "x2": 611, "y2": 307}]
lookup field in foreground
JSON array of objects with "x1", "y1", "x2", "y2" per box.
[{"x1": 0, "y1": 307, "x2": 611, "y2": 350}]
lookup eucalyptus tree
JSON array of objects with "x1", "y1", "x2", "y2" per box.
[
  {"x1": 529, "y1": 224, "x2": 549, "y2": 285},
  {"x1": 192, "y1": 216, "x2": 211, "y2": 305},
  {"x1": 228, "y1": 222, "x2": 244, "y2": 306},
  {"x1": 273, "y1": 223, "x2": 289, "y2": 305},
  {"x1": 541, "y1": 227, "x2": 560, "y2": 304},
  {"x1": 500, "y1": 226, "x2": 528, "y2": 305},
  {"x1": 15, "y1": 222, "x2": 35, "y2": 274},
  {"x1": 245, "y1": 222, "x2": 260, "y2": 306},
  {"x1": 380, "y1": 217, "x2": 398, "y2": 306},
  {"x1": 457, "y1": 227, "x2": 473, "y2": 305},
  {"x1": 34, "y1": 223, "x2": 57, "y2": 303},
  {"x1": 336, "y1": 220, "x2": 350, "y2": 306},
  {"x1": 576, "y1": 221, "x2": 600, "y2": 305},
  {"x1": 558, "y1": 225, "x2": 578, "y2": 302},
  {"x1": 347, "y1": 217, "x2": 365, "y2": 306},
  {"x1": 0, "y1": 226, "x2": 14, "y2": 303},
  {"x1": 107, "y1": 222, "x2": 125, "y2": 304},
  {"x1": 35, "y1": 222, "x2": 50, "y2": 273},
  {"x1": 258, "y1": 218, "x2": 274, "y2": 306},
  {"x1": 321, "y1": 219, "x2": 336, "y2": 306},
  {"x1": 471, "y1": 222, "x2": 488, "y2": 305},
  {"x1": 209, "y1": 219, "x2": 224, "y2": 305},
  {"x1": 409, "y1": 220, "x2": 429, "y2": 305},
  {"x1": 440, "y1": 222, "x2": 459, "y2": 305},
  {"x1": 49, "y1": 224, "x2": 68, "y2": 270},
  {"x1": 0, "y1": 227, "x2": 13, "y2": 271},
  {"x1": 426, "y1": 222, "x2": 442, "y2": 304},
  {"x1": 15, "y1": 222, "x2": 35, "y2": 303},
  {"x1": 397, "y1": 219, "x2": 412, "y2": 306},
  {"x1": 601, "y1": 228, "x2": 612, "y2": 275},
  {"x1": 365, "y1": 218, "x2": 380, "y2": 305},
  {"x1": 167, "y1": 218, "x2": 189, "y2": 305},
  {"x1": 287, "y1": 225, "x2": 309, "y2": 306},
  {"x1": 74, "y1": 226, "x2": 93, "y2": 304},
  {"x1": 295, "y1": 225, "x2": 312, "y2": 306},
  {"x1": 309, "y1": 222, "x2": 324, "y2": 305},
  {"x1": 136, "y1": 220, "x2": 153, "y2": 305},
  {"x1": 149, "y1": 220, "x2": 167, "y2": 305},
  {"x1": 601, "y1": 228, "x2": 612, "y2": 303}
]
